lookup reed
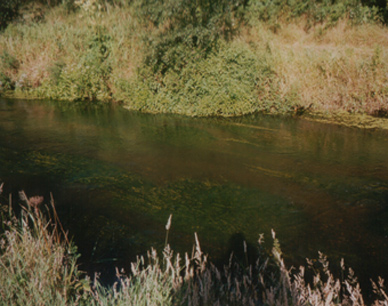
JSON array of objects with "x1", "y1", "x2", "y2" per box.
[
  {"x1": 1, "y1": 187, "x2": 388, "y2": 305},
  {"x1": 0, "y1": 190, "x2": 88, "y2": 306}
]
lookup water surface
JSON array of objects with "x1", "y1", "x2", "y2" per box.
[{"x1": 0, "y1": 98, "x2": 387, "y2": 292}]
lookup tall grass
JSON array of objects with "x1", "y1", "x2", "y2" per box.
[
  {"x1": 0, "y1": 191, "x2": 89, "y2": 305},
  {"x1": 0, "y1": 0, "x2": 387, "y2": 123},
  {"x1": 243, "y1": 19, "x2": 388, "y2": 117},
  {"x1": 1, "y1": 187, "x2": 388, "y2": 305}
]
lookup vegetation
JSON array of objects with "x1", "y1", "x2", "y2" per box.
[
  {"x1": 0, "y1": 0, "x2": 387, "y2": 123},
  {"x1": 1, "y1": 1, "x2": 388, "y2": 303},
  {"x1": 0, "y1": 190, "x2": 88, "y2": 305},
  {"x1": 1, "y1": 187, "x2": 388, "y2": 305}
]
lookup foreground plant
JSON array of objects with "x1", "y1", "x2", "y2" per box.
[
  {"x1": 1, "y1": 187, "x2": 388, "y2": 305},
  {"x1": 0, "y1": 191, "x2": 89, "y2": 306}
]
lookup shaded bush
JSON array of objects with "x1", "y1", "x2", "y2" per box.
[
  {"x1": 0, "y1": 51, "x2": 19, "y2": 95},
  {"x1": 248, "y1": 0, "x2": 383, "y2": 28},
  {"x1": 0, "y1": 0, "x2": 21, "y2": 30},
  {"x1": 0, "y1": 72, "x2": 14, "y2": 93},
  {"x1": 0, "y1": 51, "x2": 19, "y2": 71},
  {"x1": 38, "y1": 27, "x2": 112, "y2": 102},
  {"x1": 362, "y1": 0, "x2": 388, "y2": 22},
  {"x1": 119, "y1": 41, "x2": 297, "y2": 116},
  {"x1": 137, "y1": 0, "x2": 248, "y2": 76}
]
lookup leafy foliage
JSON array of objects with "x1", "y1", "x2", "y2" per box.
[
  {"x1": 0, "y1": 0, "x2": 387, "y2": 118},
  {"x1": 119, "y1": 41, "x2": 296, "y2": 116},
  {"x1": 0, "y1": 51, "x2": 19, "y2": 71},
  {"x1": 248, "y1": 0, "x2": 382, "y2": 28},
  {"x1": 120, "y1": 0, "x2": 300, "y2": 116},
  {"x1": 137, "y1": 0, "x2": 248, "y2": 30},
  {"x1": 0, "y1": 51, "x2": 19, "y2": 94},
  {"x1": 137, "y1": 0, "x2": 248, "y2": 76},
  {"x1": 39, "y1": 26, "x2": 112, "y2": 102},
  {"x1": 0, "y1": 0, "x2": 21, "y2": 30},
  {"x1": 0, "y1": 72, "x2": 14, "y2": 93}
]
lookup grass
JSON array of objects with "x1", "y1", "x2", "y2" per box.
[
  {"x1": 0, "y1": 190, "x2": 88, "y2": 305},
  {"x1": 0, "y1": 0, "x2": 387, "y2": 127},
  {"x1": 252, "y1": 20, "x2": 388, "y2": 115},
  {"x1": 1, "y1": 187, "x2": 388, "y2": 305}
]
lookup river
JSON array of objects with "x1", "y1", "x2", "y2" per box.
[{"x1": 0, "y1": 98, "x2": 387, "y2": 295}]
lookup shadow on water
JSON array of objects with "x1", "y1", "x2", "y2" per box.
[
  {"x1": 218, "y1": 233, "x2": 261, "y2": 269},
  {"x1": 0, "y1": 98, "x2": 387, "y2": 295}
]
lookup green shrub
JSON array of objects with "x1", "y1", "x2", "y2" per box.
[
  {"x1": 0, "y1": 51, "x2": 19, "y2": 71},
  {"x1": 362, "y1": 0, "x2": 388, "y2": 22},
  {"x1": 0, "y1": 72, "x2": 14, "y2": 93},
  {"x1": 248, "y1": 0, "x2": 382, "y2": 28},
  {"x1": 144, "y1": 25, "x2": 219, "y2": 76},
  {"x1": 122, "y1": 0, "x2": 298, "y2": 117},
  {"x1": 137, "y1": 0, "x2": 248, "y2": 76},
  {"x1": 38, "y1": 27, "x2": 112, "y2": 102},
  {"x1": 136, "y1": 0, "x2": 247, "y2": 30},
  {"x1": 119, "y1": 41, "x2": 296, "y2": 116},
  {"x1": 0, "y1": 0, "x2": 21, "y2": 30},
  {"x1": 0, "y1": 51, "x2": 19, "y2": 96}
]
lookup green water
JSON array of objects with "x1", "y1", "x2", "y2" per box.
[{"x1": 0, "y1": 98, "x2": 387, "y2": 289}]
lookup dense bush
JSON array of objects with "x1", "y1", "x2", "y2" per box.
[
  {"x1": 0, "y1": 0, "x2": 21, "y2": 30},
  {"x1": 362, "y1": 0, "x2": 388, "y2": 21},
  {"x1": 248, "y1": 0, "x2": 383, "y2": 28},
  {"x1": 0, "y1": 51, "x2": 19, "y2": 71},
  {"x1": 122, "y1": 0, "x2": 384, "y2": 117},
  {"x1": 0, "y1": 51, "x2": 19, "y2": 94},
  {"x1": 0, "y1": 0, "x2": 387, "y2": 120},
  {"x1": 37, "y1": 15, "x2": 112, "y2": 102},
  {"x1": 0, "y1": 73, "x2": 14, "y2": 92},
  {"x1": 118, "y1": 0, "x2": 288, "y2": 116},
  {"x1": 119, "y1": 41, "x2": 296, "y2": 116},
  {"x1": 137, "y1": 0, "x2": 248, "y2": 76}
]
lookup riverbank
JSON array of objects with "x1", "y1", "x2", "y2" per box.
[
  {"x1": 1, "y1": 194, "x2": 388, "y2": 305},
  {"x1": 0, "y1": 0, "x2": 387, "y2": 128}
]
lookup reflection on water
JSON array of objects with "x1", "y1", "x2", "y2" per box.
[{"x1": 0, "y1": 98, "x2": 387, "y2": 291}]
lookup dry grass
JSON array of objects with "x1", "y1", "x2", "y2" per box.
[
  {"x1": 0, "y1": 191, "x2": 87, "y2": 306},
  {"x1": 243, "y1": 19, "x2": 388, "y2": 116},
  {"x1": 0, "y1": 3, "x2": 143, "y2": 97},
  {"x1": 0, "y1": 2, "x2": 387, "y2": 123},
  {"x1": 1, "y1": 188, "x2": 388, "y2": 305}
]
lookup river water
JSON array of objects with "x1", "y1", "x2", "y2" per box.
[{"x1": 0, "y1": 98, "x2": 387, "y2": 292}]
